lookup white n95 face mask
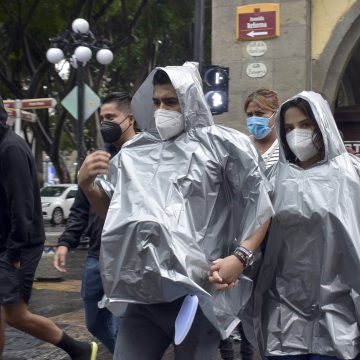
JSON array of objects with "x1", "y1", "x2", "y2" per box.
[
  {"x1": 286, "y1": 128, "x2": 319, "y2": 161},
  {"x1": 155, "y1": 109, "x2": 185, "y2": 141}
]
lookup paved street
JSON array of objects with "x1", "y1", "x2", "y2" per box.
[{"x1": 3, "y1": 223, "x2": 242, "y2": 359}]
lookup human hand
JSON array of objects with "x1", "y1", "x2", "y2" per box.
[
  {"x1": 12, "y1": 261, "x2": 20, "y2": 269},
  {"x1": 208, "y1": 259, "x2": 235, "y2": 290},
  {"x1": 78, "y1": 150, "x2": 111, "y2": 192},
  {"x1": 53, "y1": 246, "x2": 69, "y2": 272},
  {"x1": 208, "y1": 258, "x2": 225, "y2": 284},
  {"x1": 208, "y1": 256, "x2": 244, "y2": 290}
]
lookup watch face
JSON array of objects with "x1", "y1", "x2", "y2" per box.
[{"x1": 247, "y1": 254, "x2": 254, "y2": 266}]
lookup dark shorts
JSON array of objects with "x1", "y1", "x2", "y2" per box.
[{"x1": 0, "y1": 246, "x2": 43, "y2": 305}]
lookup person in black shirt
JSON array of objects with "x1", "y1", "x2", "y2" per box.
[
  {"x1": 53, "y1": 92, "x2": 137, "y2": 353},
  {"x1": 0, "y1": 97, "x2": 97, "y2": 359}
]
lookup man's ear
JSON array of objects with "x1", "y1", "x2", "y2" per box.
[{"x1": 128, "y1": 114, "x2": 135, "y2": 126}]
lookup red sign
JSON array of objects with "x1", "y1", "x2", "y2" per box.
[
  {"x1": 236, "y1": 4, "x2": 280, "y2": 41},
  {"x1": 3, "y1": 98, "x2": 57, "y2": 109},
  {"x1": 5, "y1": 108, "x2": 37, "y2": 123}
]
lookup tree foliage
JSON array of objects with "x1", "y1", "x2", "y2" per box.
[{"x1": 0, "y1": 0, "x2": 208, "y2": 184}]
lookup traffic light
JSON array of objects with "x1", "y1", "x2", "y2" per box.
[{"x1": 203, "y1": 65, "x2": 229, "y2": 115}]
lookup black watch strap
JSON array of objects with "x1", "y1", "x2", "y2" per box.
[{"x1": 233, "y1": 246, "x2": 254, "y2": 268}]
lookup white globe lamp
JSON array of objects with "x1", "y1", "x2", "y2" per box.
[
  {"x1": 72, "y1": 18, "x2": 90, "y2": 34},
  {"x1": 96, "y1": 49, "x2": 114, "y2": 65},
  {"x1": 74, "y1": 46, "x2": 92, "y2": 63},
  {"x1": 46, "y1": 48, "x2": 65, "y2": 63}
]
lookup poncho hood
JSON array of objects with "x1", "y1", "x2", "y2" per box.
[
  {"x1": 276, "y1": 91, "x2": 346, "y2": 164},
  {"x1": 131, "y1": 62, "x2": 213, "y2": 131}
]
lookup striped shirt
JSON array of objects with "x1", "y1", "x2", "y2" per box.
[{"x1": 262, "y1": 139, "x2": 279, "y2": 169}]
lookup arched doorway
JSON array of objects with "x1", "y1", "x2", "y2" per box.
[
  {"x1": 313, "y1": 2, "x2": 360, "y2": 155},
  {"x1": 334, "y1": 39, "x2": 360, "y2": 153}
]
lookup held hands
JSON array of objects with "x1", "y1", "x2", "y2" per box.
[
  {"x1": 78, "y1": 150, "x2": 111, "y2": 192},
  {"x1": 208, "y1": 255, "x2": 244, "y2": 290},
  {"x1": 53, "y1": 246, "x2": 69, "y2": 272}
]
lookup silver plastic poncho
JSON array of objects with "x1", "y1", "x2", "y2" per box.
[
  {"x1": 252, "y1": 91, "x2": 360, "y2": 358},
  {"x1": 98, "y1": 63, "x2": 274, "y2": 338}
]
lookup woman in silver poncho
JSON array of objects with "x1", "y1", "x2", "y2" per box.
[{"x1": 210, "y1": 91, "x2": 360, "y2": 360}]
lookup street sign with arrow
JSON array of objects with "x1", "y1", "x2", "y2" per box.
[
  {"x1": 3, "y1": 98, "x2": 57, "y2": 109},
  {"x1": 5, "y1": 108, "x2": 37, "y2": 123},
  {"x1": 236, "y1": 3, "x2": 280, "y2": 41},
  {"x1": 3, "y1": 98, "x2": 57, "y2": 134}
]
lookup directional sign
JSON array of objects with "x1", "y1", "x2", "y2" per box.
[
  {"x1": 61, "y1": 84, "x2": 101, "y2": 122},
  {"x1": 3, "y1": 98, "x2": 54, "y2": 134},
  {"x1": 236, "y1": 3, "x2": 280, "y2": 41},
  {"x1": 5, "y1": 108, "x2": 37, "y2": 123},
  {"x1": 3, "y1": 98, "x2": 57, "y2": 109}
]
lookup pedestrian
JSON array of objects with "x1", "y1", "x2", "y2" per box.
[
  {"x1": 53, "y1": 91, "x2": 138, "y2": 354},
  {"x1": 77, "y1": 62, "x2": 274, "y2": 360},
  {"x1": 244, "y1": 88, "x2": 280, "y2": 169},
  {"x1": 218, "y1": 88, "x2": 281, "y2": 360},
  {"x1": 0, "y1": 97, "x2": 97, "y2": 360},
  {"x1": 210, "y1": 91, "x2": 360, "y2": 360},
  {"x1": 234, "y1": 87, "x2": 281, "y2": 360}
]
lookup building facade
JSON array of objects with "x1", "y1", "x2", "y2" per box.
[{"x1": 211, "y1": 0, "x2": 360, "y2": 154}]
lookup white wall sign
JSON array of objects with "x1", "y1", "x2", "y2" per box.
[
  {"x1": 246, "y1": 41, "x2": 268, "y2": 57},
  {"x1": 246, "y1": 63, "x2": 267, "y2": 78}
]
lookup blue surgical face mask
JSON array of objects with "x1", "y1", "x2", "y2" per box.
[{"x1": 246, "y1": 113, "x2": 275, "y2": 140}]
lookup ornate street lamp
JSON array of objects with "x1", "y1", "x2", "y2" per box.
[{"x1": 46, "y1": 18, "x2": 113, "y2": 174}]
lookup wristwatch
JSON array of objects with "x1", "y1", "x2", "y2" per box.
[{"x1": 233, "y1": 246, "x2": 254, "y2": 268}]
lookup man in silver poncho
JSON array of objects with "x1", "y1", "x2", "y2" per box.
[
  {"x1": 78, "y1": 63, "x2": 273, "y2": 359},
  {"x1": 211, "y1": 91, "x2": 360, "y2": 360}
]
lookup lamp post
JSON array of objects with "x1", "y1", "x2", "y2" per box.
[
  {"x1": 46, "y1": 18, "x2": 113, "y2": 174},
  {"x1": 194, "y1": 0, "x2": 205, "y2": 71}
]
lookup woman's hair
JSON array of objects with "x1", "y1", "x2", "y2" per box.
[
  {"x1": 243, "y1": 88, "x2": 280, "y2": 113},
  {"x1": 279, "y1": 98, "x2": 325, "y2": 163}
]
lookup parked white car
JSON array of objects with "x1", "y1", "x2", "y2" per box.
[{"x1": 41, "y1": 184, "x2": 78, "y2": 225}]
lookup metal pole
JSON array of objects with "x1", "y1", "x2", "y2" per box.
[
  {"x1": 14, "y1": 99, "x2": 21, "y2": 135},
  {"x1": 194, "y1": 0, "x2": 205, "y2": 71},
  {"x1": 77, "y1": 62, "x2": 85, "y2": 176}
]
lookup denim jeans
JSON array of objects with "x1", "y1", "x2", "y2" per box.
[{"x1": 81, "y1": 256, "x2": 119, "y2": 353}]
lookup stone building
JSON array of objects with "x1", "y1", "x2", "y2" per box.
[{"x1": 211, "y1": 0, "x2": 360, "y2": 154}]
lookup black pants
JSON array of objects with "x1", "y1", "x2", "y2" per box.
[
  {"x1": 219, "y1": 337, "x2": 234, "y2": 360},
  {"x1": 239, "y1": 322, "x2": 253, "y2": 360},
  {"x1": 114, "y1": 298, "x2": 221, "y2": 360}
]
